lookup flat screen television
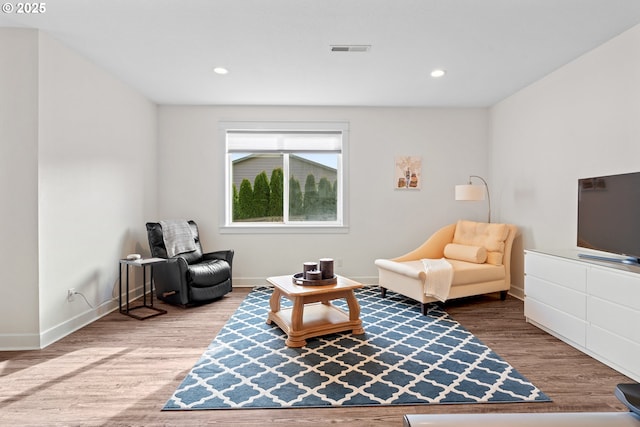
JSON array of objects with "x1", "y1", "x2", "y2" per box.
[{"x1": 577, "y1": 171, "x2": 640, "y2": 265}]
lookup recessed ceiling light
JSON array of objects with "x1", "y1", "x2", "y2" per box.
[
  {"x1": 430, "y1": 69, "x2": 446, "y2": 78},
  {"x1": 213, "y1": 67, "x2": 229, "y2": 75}
]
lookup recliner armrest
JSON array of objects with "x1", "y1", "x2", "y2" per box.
[
  {"x1": 203, "y1": 249, "x2": 234, "y2": 265},
  {"x1": 168, "y1": 256, "x2": 190, "y2": 270}
]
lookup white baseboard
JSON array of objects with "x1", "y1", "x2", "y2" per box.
[
  {"x1": 509, "y1": 285, "x2": 524, "y2": 301},
  {"x1": 0, "y1": 284, "x2": 147, "y2": 351},
  {"x1": 0, "y1": 332, "x2": 41, "y2": 351},
  {"x1": 39, "y1": 298, "x2": 120, "y2": 349}
]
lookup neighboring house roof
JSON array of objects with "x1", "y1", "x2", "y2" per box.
[{"x1": 232, "y1": 154, "x2": 337, "y2": 190}]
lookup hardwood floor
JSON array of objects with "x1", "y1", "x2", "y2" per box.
[{"x1": 0, "y1": 287, "x2": 632, "y2": 427}]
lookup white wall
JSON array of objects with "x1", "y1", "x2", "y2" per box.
[
  {"x1": 0, "y1": 29, "x2": 158, "y2": 350},
  {"x1": 0, "y1": 29, "x2": 40, "y2": 347},
  {"x1": 157, "y1": 106, "x2": 489, "y2": 285},
  {"x1": 36, "y1": 33, "x2": 158, "y2": 346},
  {"x1": 491, "y1": 24, "x2": 640, "y2": 297}
]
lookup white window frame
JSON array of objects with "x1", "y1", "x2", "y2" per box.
[{"x1": 219, "y1": 121, "x2": 349, "y2": 234}]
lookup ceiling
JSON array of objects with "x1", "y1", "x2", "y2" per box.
[{"x1": 3, "y1": 0, "x2": 640, "y2": 107}]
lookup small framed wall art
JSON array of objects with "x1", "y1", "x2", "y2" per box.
[{"x1": 395, "y1": 156, "x2": 422, "y2": 190}]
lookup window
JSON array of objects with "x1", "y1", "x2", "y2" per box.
[{"x1": 221, "y1": 121, "x2": 348, "y2": 232}]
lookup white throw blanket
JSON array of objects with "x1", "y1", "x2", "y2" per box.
[
  {"x1": 421, "y1": 258, "x2": 454, "y2": 302},
  {"x1": 160, "y1": 219, "x2": 196, "y2": 257}
]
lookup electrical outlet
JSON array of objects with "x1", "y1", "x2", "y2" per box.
[{"x1": 67, "y1": 288, "x2": 76, "y2": 302}]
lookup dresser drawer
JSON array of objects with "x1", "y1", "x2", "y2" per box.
[
  {"x1": 587, "y1": 296, "x2": 640, "y2": 343},
  {"x1": 587, "y1": 324, "x2": 640, "y2": 380},
  {"x1": 525, "y1": 298, "x2": 586, "y2": 347},
  {"x1": 588, "y1": 267, "x2": 640, "y2": 311},
  {"x1": 525, "y1": 252, "x2": 587, "y2": 292},
  {"x1": 525, "y1": 275, "x2": 586, "y2": 319}
]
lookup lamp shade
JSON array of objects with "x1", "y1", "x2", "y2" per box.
[{"x1": 455, "y1": 184, "x2": 485, "y2": 201}]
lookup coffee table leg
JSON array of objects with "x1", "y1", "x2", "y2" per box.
[
  {"x1": 286, "y1": 296, "x2": 307, "y2": 347},
  {"x1": 266, "y1": 288, "x2": 282, "y2": 325},
  {"x1": 346, "y1": 291, "x2": 365, "y2": 335}
]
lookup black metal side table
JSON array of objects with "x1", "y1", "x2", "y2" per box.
[{"x1": 119, "y1": 257, "x2": 167, "y2": 320}]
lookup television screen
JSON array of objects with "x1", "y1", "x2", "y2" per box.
[{"x1": 577, "y1": 171, "x2": 640, "y2": 263}]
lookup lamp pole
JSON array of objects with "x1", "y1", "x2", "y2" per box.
[{"x1": 468, "y1": 175, "x2": 491, "y2": 223}]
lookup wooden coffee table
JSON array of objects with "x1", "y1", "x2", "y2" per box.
[{"x1": 266, "y1": 275, "x2": 365, "y2": 347}]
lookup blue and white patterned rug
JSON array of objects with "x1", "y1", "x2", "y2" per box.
[{"x1": 163, "y1": 286, "x2": 550, "y2": 410}]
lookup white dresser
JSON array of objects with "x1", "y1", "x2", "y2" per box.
[{"x1": 524, "y1": 249, "x2": 640, "y2": 382}]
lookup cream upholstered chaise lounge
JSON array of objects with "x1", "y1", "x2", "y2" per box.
[{"x1": 375, "y1": 220, "x2": 518, "y2": 315}]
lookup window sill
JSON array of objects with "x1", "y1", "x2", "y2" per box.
[{"x1": 219, "y1": 224, "x2": 349, "y2": 234}]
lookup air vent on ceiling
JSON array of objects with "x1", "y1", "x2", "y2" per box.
[{"x1": 330, "y1": 45, "x2": 371, "y2": 53}]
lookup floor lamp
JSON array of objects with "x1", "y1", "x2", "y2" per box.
[{"x1": 455, "y1": 175, "x2": 491, "y2": 223}]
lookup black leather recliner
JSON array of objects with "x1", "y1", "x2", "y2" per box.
[{"x1": 146, "y1": 220, "x2": 233, "y2": 306}]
